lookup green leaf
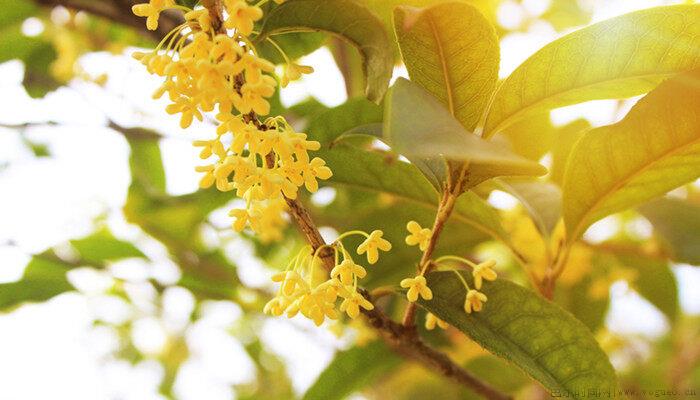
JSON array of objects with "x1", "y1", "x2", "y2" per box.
[
  {"x1": 302, "y1": 341, "x2": 400, "y2": 400},
  {"x1": 257, "y1": 0, "x2": 393, "y2": 102},
  {"x1": 384, "y1": 78, "x2": 546, "y2": 187},
  {"x1": 256, "y1": 31, "x2": 326, "y2": 64},
  {"x1": 306, "y1": 97, "x2": 383, "y2": 145},
  {"x1": 465, "y1": 355, "x2": 529, "y2": 394},
  {"x1": 638, "y1": 198, "x2": 700, "y2": 266},
  {"x1": 617, "y1": 255, "x2": 678, "y2": 322},
  {"x1": 557, "y1": 275, "x2": 609, "y2": 332},
  {"x1": 483, "y1": 4, "x2": 700, "y2": 136},
  {"x1": 126, "y1": 134, "x2": 167, "y2": 194},
  {"x1": 0, "y1": 22, "x2": 60, "y2": 98},
  {"x1": 0, "y1": 253, "x2": 73, "y2": 310},
  {"x1": 496, "y1": 113, "x2": 555, "y2": 161},
  {"x1": 562, "y1": 69, "x2": 700, "y2": 240},
  {"x1": 549, "y1": 119, "x2": 591, "y2": 186},
  {"x1": 70, "y1": 228, "x2": 146, "y2": 264},
  {"x1": 541, "y1": 0, "x2": 593, "y2": 32},
  {"x1": 318, "y1": 144, "x2": 509, "y2": 244},
  {"x1": 393, "y1": 1, "x2": 499, "y2": 131},
  {"x1": 417, "y1": 270, "x2": 617, "y2": 394},
  {"x1": 124, "y1": 135, "x2": 231, "y2": 245},
  {"x1": 0, "y1": 0, "x2": 37, "y2": 26},
  {"x1": 555, "y1": 254, "x2": 611, "y2": 332},
  {"x1": 495, "y1": 178, "x2": 562, "y2": 237}
]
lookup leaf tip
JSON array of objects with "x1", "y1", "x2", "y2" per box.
[{"x1": 393, "y1": 5, "x2": 422, "y2": 32}]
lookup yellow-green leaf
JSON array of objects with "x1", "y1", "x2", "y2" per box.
[
  {"x1": 302, "y1": 341, "x2": 400, "y2": 400},
  {"x1": 257, "y1": 0, "x2": 393, "y2": 102},
  {"x1": 384, "y1": 78, "x2": 547, "y2": 184},
  {"x1": 318, "y1": 144, "x2": 509, "y2": 243},
  {"x1": 393, "y1": 1, "x2": 499, "y2": 131},
  {"x1": 483, "y1": 5, "x2": 700, "y2": 136},
  {"x1": 70, "y1": 228, "x2": 146, "y2": 263},
  {"x1": 0, "y1": 253, "x2": 73, "y2": 311},
  {"x1": 417, "y1": 271, "x2": 617, "y2": 394},
  {"x1": 495, "y1": 178, "x2": 562, "y2": 237},
  {"x1": 563, "y1": 69, "x2": 700, "y2": 241}
]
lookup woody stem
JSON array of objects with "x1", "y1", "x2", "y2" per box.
[
  {"x1": 403, "y1": 162, "x2": 468, "y2": 327},
  {"x1": 192, "y1": 4, "x2": 510, "y2": 398}
]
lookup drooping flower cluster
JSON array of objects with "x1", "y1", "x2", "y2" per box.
[
  {"x1": 131, "y1": 0, "x2": 324, "y2": 241},
  {"x1": 400, "y1": 240, "x2": 499, "y2": 329},
  {"x1": 264, "y1": 231, "x2": 391, "y2": 326}
]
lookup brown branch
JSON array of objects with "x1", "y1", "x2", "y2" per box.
[
  {"x1": 32, "y1": 0, "x2": 182, "y2": 41},
  {"x1": 51, "y1": 1, "x2": 513, "y2": 397},
  {"x1": 403, "y1": 162, "x2": 468, "y2": 327},
  {"x1": 193, "y1": 0, "x2": 509, "y2": 394}
]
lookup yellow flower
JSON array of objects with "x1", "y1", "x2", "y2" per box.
[
  {"x1": 228, "y1": 208, "x2": 250, "y2": 232},
  {"x1": 193, "y1": 138, "x2": 225, "y2": 159},
  {"x1": 357, "y1": 230, "x2": 392, "y2": 264},
  {"x1": 133, "y1": 0, "x2": 330, "y2": 244},
  {"x1": 263, "y1": 296, "x2": 288, "y2": 316},
  {"x1": 184, "y1": 8, "x2": 212, "y2": 32},
  {"x1": 281, "y1": 63, "x2": 314, "y2": 88},
  {"x1": 405, "y1": 220, "x2": 431, "y2": 251},
  {"x1": 463, "y1": 289, "x2": 487, "y2": 314},
  {"x1": 299, "y1": 289, "x2": 338, "y2": 326},
  {"x1": 400, "y1": 275, "x2": 433, "y2": 302},
  {"x1": 472, "y1": 259, "x2": 497, "y2": 290},
  {"x1": 425, "y1": 312, "x2": 449, "y2": 330},
  {"x1": 330, "y1": 259, "x2": 367, "y2": 285},
  {"x1": 278, "y1": 270, "x2": 304, "y2": 296},
  {"x1": 301, "y1": 157, "x2": 333, "y2": 192},
  {"x1": 340, "y1": 290, "x2": 374, "y2": 319},
  {"x1": 132, "y1": 0, "x2": 175, "y2": 31},
  {"x1": 224, "y1": 0, "x2": 263, "y2": 35},
  {"x1": 166, "y1": 96, "x2": 203, "y2": 128}
]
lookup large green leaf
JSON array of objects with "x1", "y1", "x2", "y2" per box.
[
  {"x1": 417, "y1": 270, "x2": 617, "y2": 394},
  {"x1": 256, "y1": 32, "x2": 326, "y2": 64},
  {"x1": 393, "y1": 1, "x2": 499, "y2": 131},
  {"x1": 562, "y1": 69, "x2": 700, "y2": 241},
  {"x1": 0, "y1": 253, "x2": 73, "y2": 310},
  {"x1": 302, "y1": 341, "x2": 400, "y2": 400},
  {"x1": 257, "y1": 0, "x2": 393, "y2": 102},
  {"x1": 483, "y1": 5, "x2": 700, "y2": 136},
  {"x1": 549, "y1": 119, "x2": 591, "y2": 186},
  {"x1": 70, "y1": 228, "x2": 146, "y2": 264},
  {"x1": 318, "y1": 144, "x2": 509, "y2": 244},
  {"x1": 496, "y1": 113, "x2": 555, "y2": 162},
  {"x1": 638, "y1": 198, "x2": 700, "y2": 266},
  {"x1": 306, "y1": 97, "x2": 383, "y2": 145},
  {"x1": 384, "y1": 78, "x2": 546, "y2": 187}
]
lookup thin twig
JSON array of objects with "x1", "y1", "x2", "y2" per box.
[{"x1": 200, "y1": 2, "x2": 510, "y2": 397}]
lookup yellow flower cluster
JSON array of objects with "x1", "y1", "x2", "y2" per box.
[
  {"x1": 401, "y1": 254, "x2": 499, "y2": 328},
  {"x1": 131, "y1": 0, "x2": 328, "y2": 241},
  {"x1": 264, "y1": 231, "x2": 391, "y2": 326}
]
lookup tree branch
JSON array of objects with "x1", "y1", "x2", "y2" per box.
[
  {"x1": 190, "y1": 1, "x2": 510, "y2": 394},
  {"x1": 32, "y1": 0, "x2": 182, "y2": 41},
  {"x1": 35, "y1": 0, "x2": 513, "y2": 397}
]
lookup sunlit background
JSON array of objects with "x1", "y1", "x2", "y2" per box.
[{"x1": 1, "y1": 0, "x2": 699, "y2": 399}]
